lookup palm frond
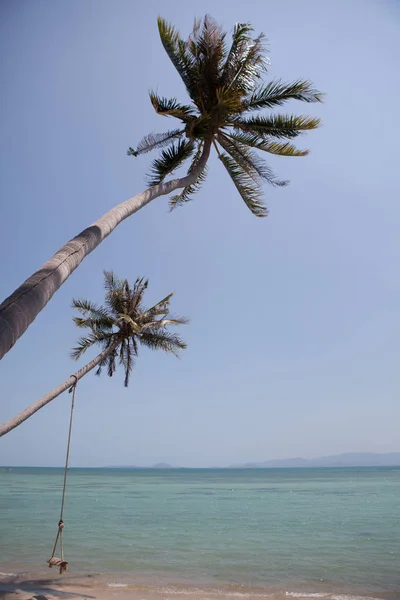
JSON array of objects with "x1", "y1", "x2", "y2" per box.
[
  {"x1": 232, "y1": 114, "x2": 321, "y2": 139},
  {"x1": 104, "y1": 273, "x2": 129, "y2": 316},
  {"x1": 214, "y1": 86, "x2": 243, "y2": 118},
  {"x1": 103, "y1": 270, "x2": 123, "y2": 295},
  {"x1": 119, "y1": 340, "x2": 135, "y2": 387},
  {"x1": 141, "y1": 317, "x2": 190, "y2": 332},
  {"x1": 243, "y1": 79, "x2": 323, "y2": 111},
  {"x1": 128, "y1": 129, "x2": 184, "y2": 157},
  {"x1": 148, "y1": 139, "x2": 195, "y2": 186},
  {"x1": 227, "y1": 131, "x2": 309, "y2": 156},
  {"x1": 219, "y1": 152, "x2": 268, "y2": 217},
  {"x1": 105, "y1": 347, "x2": 117, "y2": 378},
  {"x1": 72, "y1": 315, "x2": 114, "y2": 332},
  {"x1": 194, "y1": 15, "x2": 227, "y2": 94},
  {"x1": 157, "y1": 17, "x2": 198, "y2": 100},
  {"x1": 221, "y1": 23, "x2": 255, "y2": 86},
  {"x1": 169, "y1": 144, "x2": 208, "y2": 210},
  {"x1": 70, "y1": 331, "x2": 113, "y2": 360},
  {"x1": 149, "y1": 93, "x2": 196, "y2": 121},
  {"x1": 217, "y1": 134, "x2": 287, "y2": 186},
  {"x1": 72, "y1": 299, "x2": 114, "y2": 333},
  {"x1": 139, "y1": 293, "x2": 174, "y2": 322},
  {"x1": 139, "y1": 330, "x2": 187, "y2": 356},
  {"x1": 72, "y1": 298, "x2": 113, "y2": 322},
  {"x1": 94, "y1": 340, "x2": 118, "y2": 378},
  {"x1": 130, "y1": 277, "x2": 149, "y2": 312},
  {"x1": 228, "y1": 32, "x2": 269, "y2": 95},
  {"x1": 196, "y1": 15, "x2": 226, "y2": 62}
]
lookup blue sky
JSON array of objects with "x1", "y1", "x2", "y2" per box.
[{"x1": 0, "y1": 0, "x2": 399, "y2": 467}]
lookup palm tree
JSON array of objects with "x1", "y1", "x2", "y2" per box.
[
  {"x1": 0, "y1": 16, "x2": 322, "y2": 360},
  {"x1": 0, "y1": 271, "x2": 188, "y2": 437}
]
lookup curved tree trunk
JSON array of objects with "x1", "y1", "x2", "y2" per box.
[
  {"x1": 0, "y1": 343, "x2": 117, "y2": 437},
  {"x1": 0, "y1": 142, "x2": 211, "y2": 361}
]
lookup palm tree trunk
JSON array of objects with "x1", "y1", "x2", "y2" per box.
[
  {"x1": 0, "y1": 342, "x2": 118, "y2": 437},
  {"x1": 0, "y1": 142, "x2": 211, "y2": 361}
]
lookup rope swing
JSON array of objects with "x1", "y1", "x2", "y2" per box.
[{"x1": 47, "y1": 375, "x2": 78, "y2": 574}]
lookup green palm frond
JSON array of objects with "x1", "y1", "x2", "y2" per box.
[
  {"x1": 229, "y1": 33, "x2": 268, "y2": 95},
  {"x1": 219, "y1": 152, "x2": 268, "y2": 217},
  {"x1": 217, "y1": 134, "x2": 287, "y2": 187},
  {"x1": 157, "y1": 17, "x2": 198, "y2": 100},
  {"x1": 241, "y1": 33, "x2": 268, "y2": 87},
  {"x1": 169, "y1": 144, "x2": 208, "y2": 210},
  {"x1": 227, "y1": 131, "x2": 309, "y2": 156},
  {"x1": 71, "y1": 298, "x2": 113, "y2": 323},
  {"x1": 214, "y1": 86, "x2": 244, "y2": 118},
  {"x1": 221, "y1": 23, "x2": 255, "y2": 86},
  {"x1": 148, "y1": 140, "x2": 195, "y2": 186},
  {"x1": 72, "y1": 315, "x2": 114, "y2": 332},
  {"x1": 233, "y1": 114, "x2": 321, "y2": 139},
  {"x1": 71, "y1": 331, "x2": 113, "y2": 360},
  {"x1": 72, "y1": 299, "x2": 114, "y2": 332},
  {"x1": 140, "y1": 330, "x2": 187, "y2": 356},
  {"x1": 128, "y1": 129, "x2": 184, "y2": 157},
  {"x1": 149, "y1": 93, "x2": 196, "y2": 121},
  {"x1": 243, "y1": 79, "x2": 323, "y2": 111}
]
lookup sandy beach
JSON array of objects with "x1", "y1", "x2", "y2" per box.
[
  {"x1": 1, "y1": 571, "x2": 398, "y2": 600},
  {"x1": 0, "y1": 572, "x2": 291, "y2": 600}
]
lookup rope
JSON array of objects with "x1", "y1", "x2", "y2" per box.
[{"x1": 47, "y1": 375, "x2": 77, "y2": 574}]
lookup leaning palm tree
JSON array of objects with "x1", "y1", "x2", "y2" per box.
[
  {"x1": 0, "y1": 16, "x2": 322, "y2": 360},
  {"x1": 0, "y1": 271, "x2": 188, "y2": 437}
]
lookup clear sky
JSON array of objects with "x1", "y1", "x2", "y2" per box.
[{"x1": 0, "y1": 0, "x2": 399, "y2": 468}]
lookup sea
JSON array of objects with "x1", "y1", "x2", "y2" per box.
[{"x1": 0, "y1": 467, "x2": 399, "y2": 599}]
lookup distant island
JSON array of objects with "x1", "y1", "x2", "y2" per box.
[
  {"x1": 106, "y1": 452, "x2": 400, "y2": 469},
  {"x1": 228, "y1": 452, "x2": 400, "y2": 468}
]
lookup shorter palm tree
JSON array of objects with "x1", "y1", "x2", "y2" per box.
[
  {"x1": 0, "y1": 271, "x2": 188, "y2": 437},
  {"x1": 72, "y1": 270, "x2": 188, "y2": 387}
]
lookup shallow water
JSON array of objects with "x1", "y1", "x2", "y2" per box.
[{"x1": 0, "y1": 467, "x2": 399, "y2": 597}]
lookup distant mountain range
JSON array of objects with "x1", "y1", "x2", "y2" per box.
[
  {"x1": 229, "y1": 452, "x2": 400, "y2": 468},
  {"x1": 106, "y1": 462, "x2": 175, "y2": 469},
  {"x1": 106, "y1": 453, "x2": 400, "y2": 469}
]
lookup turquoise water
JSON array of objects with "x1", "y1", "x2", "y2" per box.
[{"x1": 0, "y1": 467, "x2": 399, "y2": 596}]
